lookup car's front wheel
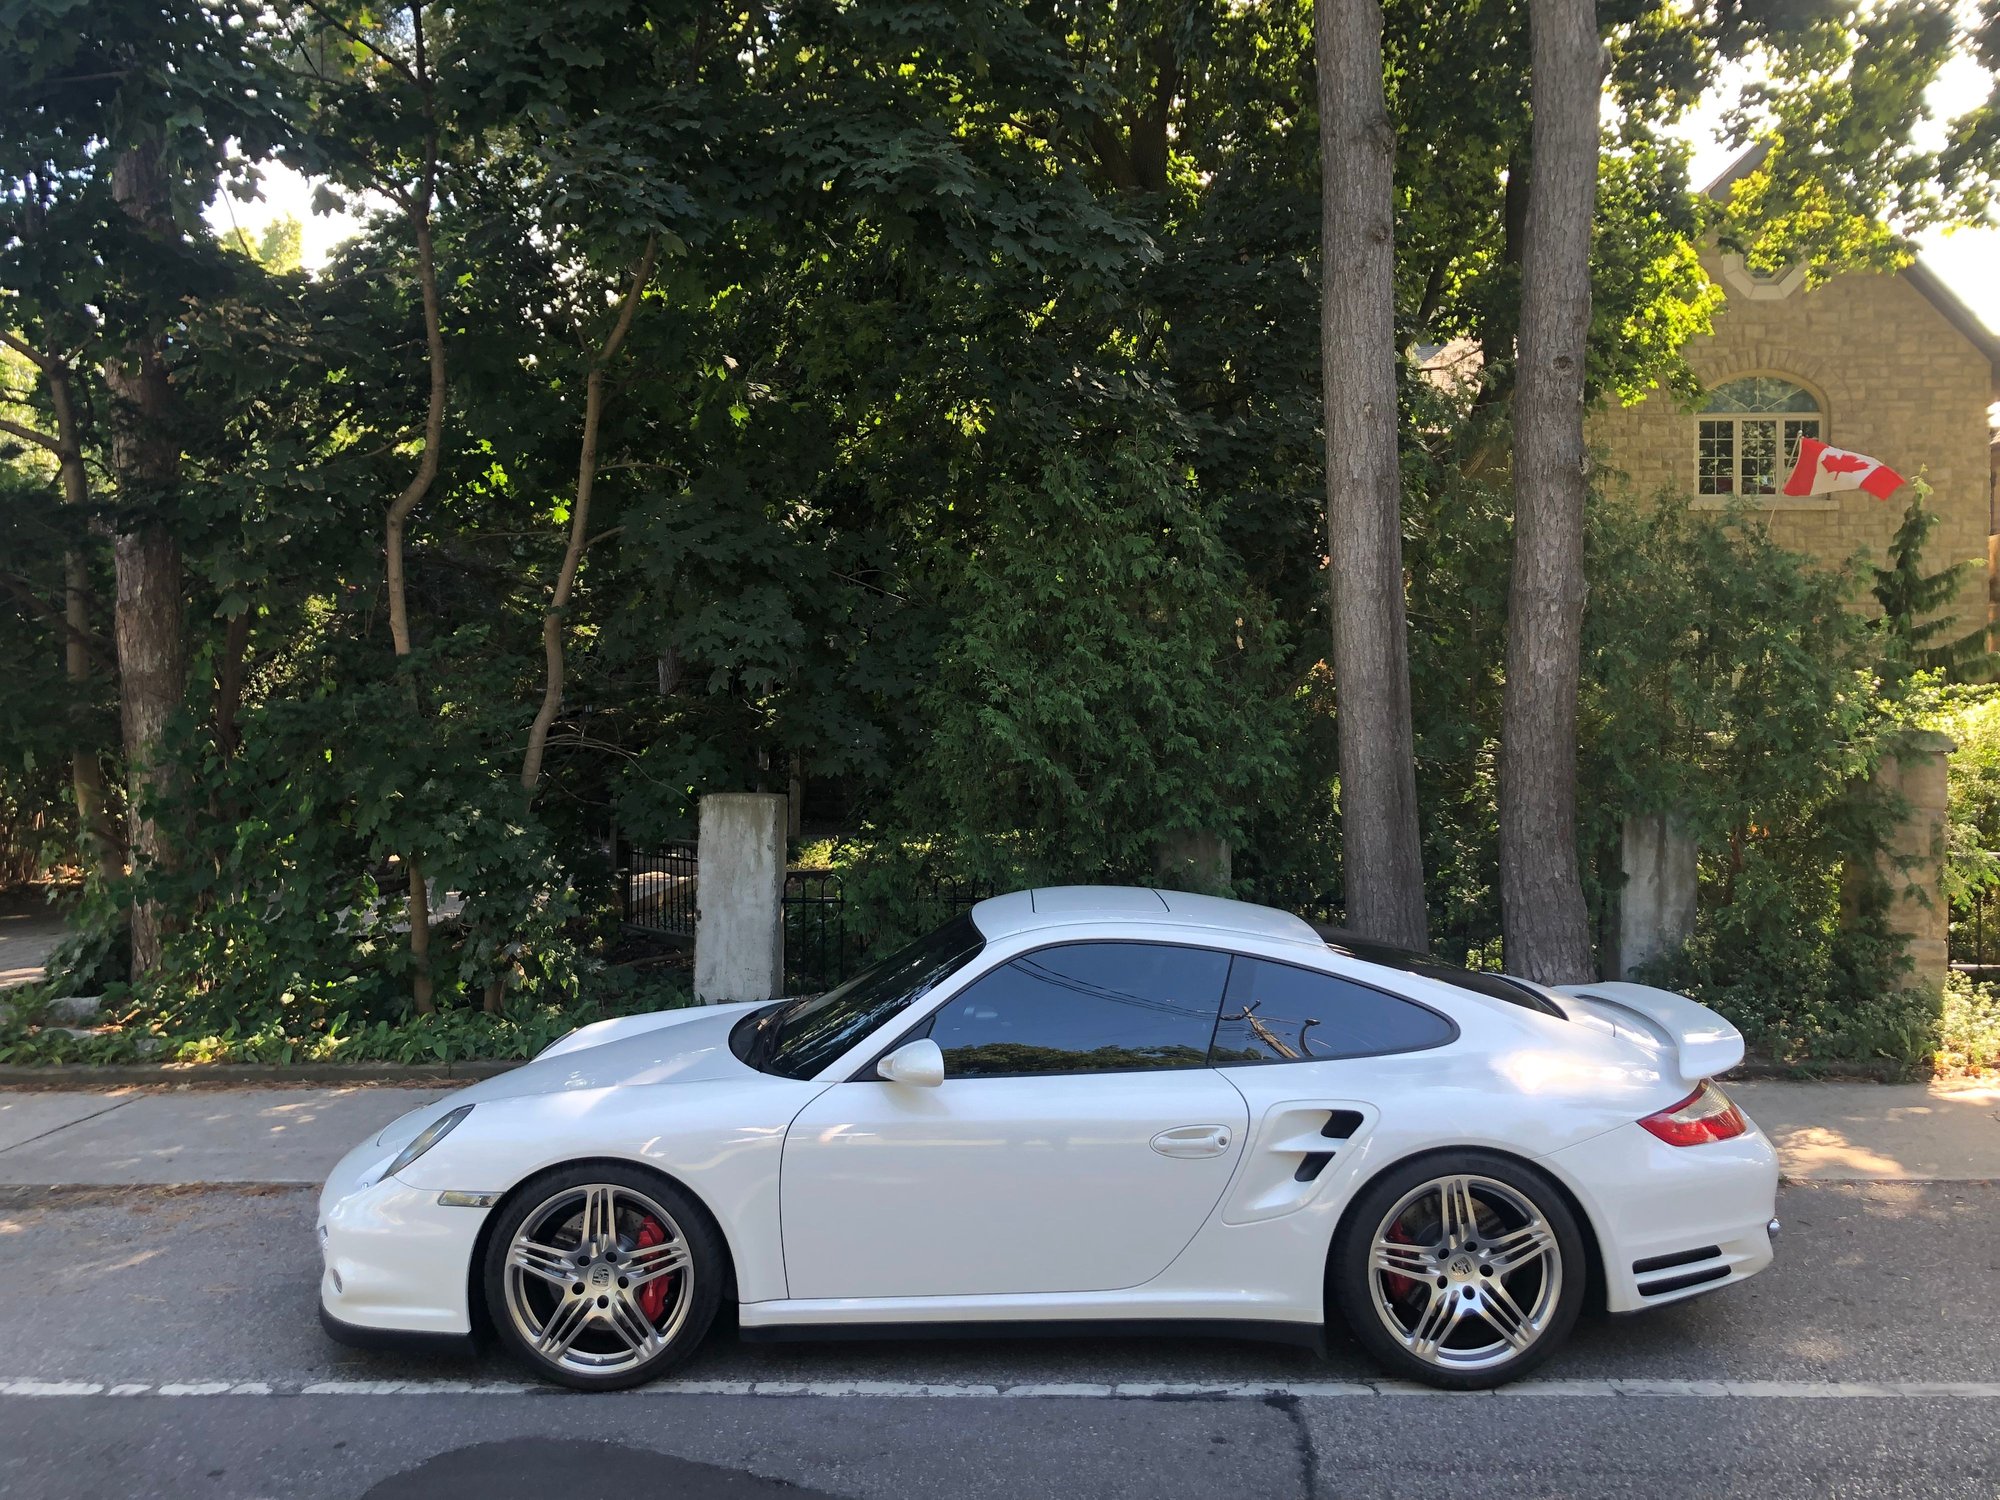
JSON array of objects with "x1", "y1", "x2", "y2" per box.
[
  {"x1": 1332, "y1": 1151, "x2": 1585, "y2": 1390},
  {"x1": 483, "y1": 1163, "x2": 723, "y2": 1390}
]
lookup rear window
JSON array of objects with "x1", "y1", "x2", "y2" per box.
[
  {"x1": 1210, "y1": 956, "x2": 1457, "y2": 1064},
  {"x1": 1309, "y1": 924, "x2": 1566, "y2": 1018}
]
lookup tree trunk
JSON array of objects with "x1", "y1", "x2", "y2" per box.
[
  {"x1": 520, "y1": 236, "x2": 656, "y2": 796},
  {"x1": 501, "y1": 239, "x2": 654, "y2": 1016},
  {"x1": 104, "y1": 140, "x2": 184, "y2": 977},
  {"x1": 384, "y1": 97, "x2": 446, "y2": 1013},
  {"x1": 46, "y1": 368, "x2": 121, "y2": 886},
  {"x1": 1316, "y1": 0, "x2": 1428, "y2": 950},
  {"x1": 212, "y1": 608, "x2": 252, "y2": 762},
  {"x1": 1498, "y1": 0, "x2": 1601, "y2": 982}
]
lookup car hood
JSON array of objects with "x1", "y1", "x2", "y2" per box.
[{"x1": 373, "y1": 1002, "x2": 764, "y2": 1147}]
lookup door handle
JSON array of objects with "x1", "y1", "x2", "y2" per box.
[{"x1": 1150, "y1": 1125, "x2": 1233, "y2": 1159}]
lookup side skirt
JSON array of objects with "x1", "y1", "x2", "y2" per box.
[{"x1": 736, "y1": 1317, "x2": 1327, "y2": 1356}]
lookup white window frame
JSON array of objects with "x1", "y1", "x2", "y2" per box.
[{"x1": 1691, "y1": 376, "x2": 1829, "y2": 511}]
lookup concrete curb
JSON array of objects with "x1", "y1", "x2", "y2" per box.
[{"x1": 0, "y1": 1059, "x2": 524, "y2": 1089}]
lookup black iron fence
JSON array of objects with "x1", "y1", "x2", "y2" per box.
[
  {"x1": 620, "y1": 841, "x2": 697, "y2": 941},
  {"x1": 1951, "y1": 888, "x2": 2000, "y2": 970},
  {"x1": 783, "y1": 869, "x2": 849, "y2": 993},
  {"x1": 620, "y1": 844, "x2": 993, "y2": 993},
  {"x1": 781, "y1": 871, "x2": 996, "y2": 993}
]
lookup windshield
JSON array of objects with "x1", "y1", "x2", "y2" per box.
[{"x1": 735, "y1": 913, "x2": 986, "y2": 1079}]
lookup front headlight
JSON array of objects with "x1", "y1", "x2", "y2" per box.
[{"x1": 382, "y1": 1104, "x2": 474, "y2": 1180}]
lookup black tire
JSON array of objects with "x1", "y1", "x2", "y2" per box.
[
  {"x1": 482, "y1": 1162, "x2": 725, "y2": 1391},
  {"x1": 1331, "y1": 1149, "x2": 1586, "y2": 1390}
]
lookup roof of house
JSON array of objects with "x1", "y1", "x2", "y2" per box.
[{"x1": 1704, "y1": 145, "x2": 2000, "y2": 396}]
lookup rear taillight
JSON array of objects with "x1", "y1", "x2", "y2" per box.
[{"x1": 1638, "y1": 1081, "x2": 1747, "y2": 1146}]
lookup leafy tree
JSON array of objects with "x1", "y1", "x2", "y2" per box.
[
  {"x1": 1, "y1": 0, "x2": 298, "y2": 970},
  {"x1": 1870, "y1": 483, "x2": 1998, "y2": 687},
  {"x1": 902, "y1": 400, "x2": 1293, "y2": 885}
]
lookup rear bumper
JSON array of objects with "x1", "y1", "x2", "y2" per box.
[
  {"x1": 316, "y1": 1136, "x2": 486, "y2": 1338},
  {"x1": 1546, "y1": 1115, "x2": 1779, "y2": 1314}
]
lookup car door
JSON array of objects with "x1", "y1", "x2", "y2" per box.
[{"x1": 780, "y1": 940, "x2": 1247, "y2": 1299}]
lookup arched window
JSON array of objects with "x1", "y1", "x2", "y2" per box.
[{"x1": 1696, "y1": 377, "x2": 1824, "y2": 497}]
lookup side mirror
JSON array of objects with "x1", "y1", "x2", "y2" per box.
[{"x1": 875, "y1": 1037, "x2": 945, "y2": 1088}]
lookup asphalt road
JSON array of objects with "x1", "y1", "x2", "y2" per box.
[{"x1": 0, "y1": 1180, "x2": 1995, "y2": 1499}]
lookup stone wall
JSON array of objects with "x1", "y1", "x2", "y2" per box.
[
  {"x1": 1588, "y1": 258, "x2": 1994, "y2": 640},
  {"x1": 1864, "y1": 730, "x2": 1955, "y2": 995},
  {"x1": 693, "y1": 792, "x2": 787, "y2": 1004}
]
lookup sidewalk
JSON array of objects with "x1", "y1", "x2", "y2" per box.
[
  {"x1": 1727, "y1": 1079, "x2": 2000, "y2": 1183},
  {"x1": 0, "y1": 1086, "x2": 449, "y2": 1186},
  {"x1": 0, "y1": 1077, "x2": 1993, "y2": 1188}
]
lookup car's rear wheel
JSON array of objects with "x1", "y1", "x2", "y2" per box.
[
  {"x1": 1332, "y1": 1151, "x2": 1585, "y2": 1390},
  {"x1": 483, "y1": 1163, "x2": 722, "y2": 1390}
]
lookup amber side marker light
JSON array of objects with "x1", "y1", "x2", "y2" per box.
[{"x1": 1637, "y1": 1081, "x2": 1748, "y2": 1147}]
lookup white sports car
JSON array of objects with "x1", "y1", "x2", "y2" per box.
[{"x1": 318, "y1": 887, "x2": 1778, "y2": 1391}]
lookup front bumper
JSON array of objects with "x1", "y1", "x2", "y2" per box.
[
  {"x1": 1547, "y1": 1115, "x2": 1780, "y2": 1314},
  {"x1": 316, "y1": 1135, "x2": 488, "y2": 1339}
]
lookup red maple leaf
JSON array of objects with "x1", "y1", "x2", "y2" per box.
[{"x1": 1820, "y1": 452, "x2": 1871, "y2": 474}]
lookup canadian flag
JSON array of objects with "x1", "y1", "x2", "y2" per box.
[{"x1": 1781, "y1": 437, "x2": 1906, "y2": 500}]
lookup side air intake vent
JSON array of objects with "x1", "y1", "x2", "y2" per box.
[
  {"x1": 1633, "y1": 1244, "x2": 1729, "y2": 1298},
  {"x1": 1320, "y1": 1110, "x2": 1364, "y2": 1140},
  {"x1": 1293, "y1": 1109, "x2": 1368, "y2": 1182},
  {"x1": 1638, "y1": 1264, "x2": 1730, "y2": 1297}
]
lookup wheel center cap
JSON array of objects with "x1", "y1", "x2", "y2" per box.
[
  {"x1": 589, "y1": 1262, "x2": 613, "y2": 1288},
  {"x1": 1448, "y1": 1254, "x2": 1476, "y2": 1278}
]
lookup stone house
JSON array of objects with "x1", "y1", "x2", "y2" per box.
[
  {"x1": 1588, "y1": 151, "x2": 2000, "y2": 642},
  {"x1": 1587, "y1": 151, "x2": 2000, "y2": 989}
]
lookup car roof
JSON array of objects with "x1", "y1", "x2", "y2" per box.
[{"x1": 968, "y1": 886, "x2": 1326, "y2": 950}]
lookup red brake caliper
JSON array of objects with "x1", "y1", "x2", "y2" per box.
[
  {"x1": 633, "y1": 1214, "x2": 673, "y2": 1322},
  {"x1": 1383, "y1": 1220, "x2": 1418, "y2": 1303}
]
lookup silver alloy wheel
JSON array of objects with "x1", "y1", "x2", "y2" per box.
[
  {"x1": 1365, "y1": 1173, "x2": 1563, "y2": 1372},
  {"x1": 502, "y1": 1182, "x2": 695, "y2": 1376}
]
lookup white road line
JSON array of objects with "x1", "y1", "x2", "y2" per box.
[{"x1": 3, "y1": 1377, "x2": 1999, "y2": 1400}]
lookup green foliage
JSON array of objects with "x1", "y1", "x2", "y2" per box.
[
  {"x1": 4, "y1": 0, "x2": 1997, "y2": 1073},
  {"x1": 1870, "y1": 484, "x2": 1997, "y2": 685},
  {"x1": 905, "y1": 407, "x2": 1294, "y2": 886},
  {"x1": 1636, "y1": 864, "x2": 1931, "y2": 1070},
  {"x1": 1582, "y1": 498, "x2": 1921, "y2": 1064},
  {"x1": 0, "y1": 967, "x2": 691, "y2": 1067},
  {"x1": 1719, "y1": 0, "x2": 1989, "y2": 281},
  {"x1": 1584, "y1": 497, "x2": 1882, "y2": 841},
  {"x1": 1937, "y1": 970, "x2": 2000, "y2": 1076},
  {"x1": 1924, "y1": 684, "x2": 2000, "y2": 907}
]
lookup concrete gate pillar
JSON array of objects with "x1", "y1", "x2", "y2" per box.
[
  {"x1": 1154, "y1": 830, "x2": 1232, "y2": 896},
  {"x1": 694, "y1": 792, "x2": 787, "y2": 1004},
  {"x1": 1613, "y1": 813, "x2": 1697, "y2": 980},
  {"x1": 1868, "y1": 730, "x2": 1955, "y2": 994}
]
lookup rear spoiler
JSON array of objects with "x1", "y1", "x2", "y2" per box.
[{"x1": 1551, "y1": 981, "x2": 1745, "y2": 1084}]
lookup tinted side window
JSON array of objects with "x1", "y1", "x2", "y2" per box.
[
  {"x1": 1210, "y1": 956, "x2": 1455, "y2": 1064},
  {"x1": 925, "y1": 943, "x2": 1230, "y2": 1078}
]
